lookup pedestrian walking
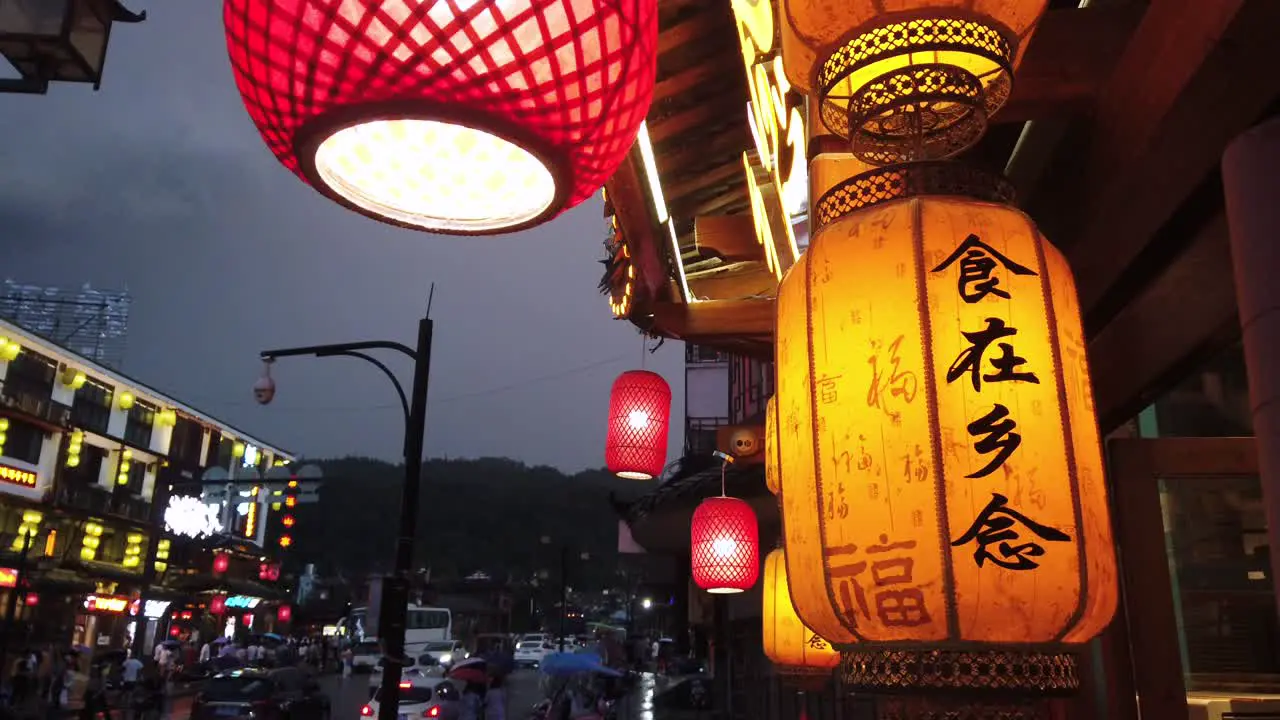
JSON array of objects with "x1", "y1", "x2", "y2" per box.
[
  {"x1": 485, "y1": 674, "x2": 506, "y2": 720},
  {"x1": 80, "y1": 665, "x2": 113, "y2": 720}
]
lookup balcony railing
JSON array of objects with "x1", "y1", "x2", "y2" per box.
[
  {"x1": 0, "y1": 385, "x2": 71, "y2": 427},
  {"x1": 56, "y1": 484, "x2": 152, "y2": 523}
]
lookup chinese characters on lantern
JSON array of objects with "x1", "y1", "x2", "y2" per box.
[
  {"x1": 825, "y1": 534, "x2": 931, "y2": 630},
  {"x1": 933, "y1": 234, "x2": 1070, "y2": 572}
]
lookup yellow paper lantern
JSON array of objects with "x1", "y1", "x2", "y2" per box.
[
  {"x1": 775, "y1": 194, "x2": 1117, "y2": 645},
  {"x1": 779, "y1": 0, "x2": 1049, "y2": 162},
  {"x1": 763, "y1": 549, "x2": 839, "y2": 679}
]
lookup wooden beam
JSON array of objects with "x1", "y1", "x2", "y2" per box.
[
  {"x1": 1048, "y1": 0, "x2": 1280, "y2": 316},
  {"x1": 687, "y1": 263, "x2": 778, "y2": 300},
  {"x1": 665, "y1": 161, "x2": 744, "y2": 205},
  {"x1": 657, "y1": 11, "x2": 725, "y2": 56},
  {"x1": 648, "y1": 90, "x2": 742, "y2": 146},
  {"x1": 605, "y1": 151, "x2": 670, "y2": 303},
  {"x1": 694, "y1": 215, "x2": 759, "y2": 263},
  {"x1": 996, "y1": 5, "x2": 1144, "y2": 123},
  {"x1": 1087, "y1": 213, "x2": 1239, "y2": 434},
  {"x1": 652, "y1": 62, "x2": 726, "y2": 107},
  {"x1": 651, "y1": 298, "x2": 775, "y2": 337}
]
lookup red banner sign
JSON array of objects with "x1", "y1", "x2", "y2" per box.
[{"x1": 0, "y1": 464, "x2": 36, "y2": 488}]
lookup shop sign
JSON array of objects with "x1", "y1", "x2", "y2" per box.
[
  {"x1": 0, "y1": 567, "x2": 17, "y2": 588},
  {"x1": 225, "y1": 595, "x2": 261, "y2": 609},
  {"x1": 0, "y1": 464, "x2": 37, "y2": 489},
  {"x1": 84, "y1": 594, "x2": 129, "y2": 613},
  {"x1": 164, "y1": 495, "x2": 224, "y2": 538},
  {"x1": 143, "y1": 600, "x2": 171, "y2": 618},
  {"x1": 731, "y1": 0, "x2": 805, "y2": 277}
]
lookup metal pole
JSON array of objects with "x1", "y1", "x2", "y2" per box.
[
  {"x1": 558, "y1": 545, "x2": 568, "y2": 652},
  {"x1": 0, "y1": 530, "x2": 33, "y2": 695},
  {"x1": 131, "y1": 467, "x2": 174, "y2": 659},
  {"x1": 376, "y1": 316, "x2": 433, "y2": 720}
]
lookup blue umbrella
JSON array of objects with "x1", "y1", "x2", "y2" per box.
[
  {"x1": 539, "y1": 652, "x2": 623, "y2": 678},
  {"x1": 262, "y1": 633, "x2": 283, "y2": 641}
]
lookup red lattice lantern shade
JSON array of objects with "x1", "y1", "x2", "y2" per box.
[
  {"x1": 605, "y1": 370, "x2": 671, "y2": 480},
  {"x1": 209, "y1": 595, "x2": 227, "y2": 616},
  {"x1": 224, "y1": 0, "x2": 658, "y2": 235},
  {"x1": 212, "y1": 553, "x2": 229, "y2": 574},
  {"x1": 691, "y1": 496, "x2": 760, "y2": 593}
]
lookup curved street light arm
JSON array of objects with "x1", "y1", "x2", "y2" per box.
[{"x1": 326, "y1": 350, "x2": 411, "y2": 428}]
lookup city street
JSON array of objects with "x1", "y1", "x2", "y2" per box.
[{"x1": 150, "y1": 669, "x2": 547, "y2": 720}]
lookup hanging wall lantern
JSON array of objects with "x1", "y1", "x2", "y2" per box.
[
  {"x1": 212, "y1": 553, "x2": 230, "y2": 575},
  {"x1": 690, "y1": 496, "x2": 760, "y2": 593},
  {"x1": 209, "y1": 595, "x2": 227, "y2": 616},
  {"x1": 605, "y1": 370, "x2": 672, "y2": 480},
  {"x1": 775, "y1": 191, "x2": 1117, "y2": 648},
  {"x1": 779, "y1": 0, "x2": 1049, "y2": 163},
  {"x1": 763, "y1": 549, "x2": 838, "y2": 683},
  {"x1": 278, "y1": 605, "x2": 292, "y2": 624},
  {"x1": 224, "y1": 0, "x2": 658, "y2": 235}
]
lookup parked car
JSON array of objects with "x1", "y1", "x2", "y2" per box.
[
  {"x1": 351, "y1": 641, "x2": 381, "y2": 673},
  {"x1": 514, "y1": 640, "x2": 554, "y2": 669},
  {"x1": 368, "y1": 659, "x2": 445, "y2": 697},
  {"x1": 361, "y1": 674, "x2": 462, "y2": 720},
  {"x1": 191, "y1": 667, "x2": 331, "y2": 720}
]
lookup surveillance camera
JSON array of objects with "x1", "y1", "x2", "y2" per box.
[{"x1": 253, "y1": 375, "x2": 275, "y2": 405}]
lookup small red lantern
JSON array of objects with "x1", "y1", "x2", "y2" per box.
[
  {"x1": 212, "y1": 553, "x2": 230, "y2": 574},
  {"x1": 242, "y1": 613, "x2": 254, "y2": 626},
  {"x1": 605, "y1": 370, "x2": 672, "y2": 480},
  {"x1": 258, "y1": 562, "x2": 281, "y2": 581},
  {"x1": 277, "y1": 605, "x2": 292, "y2": 624},
  {"x1": 23, "y1": 593, "x2": 38, "y2": 607},
  {"x1": 170, "y1": 626, "x2": 181, "y2": 638},
  {"x1": 223, "y1": 0, "x2": 658, "y2": 235},
  {"x1": 285, "y1": 497, "x2": 297, "y2": 509},
  {"x1": 279, "y1": 535, "x2": 293, "y2": 549},
  {"x1": 282, "y1": 515, "x2": 295, "y2": 528},
  {"x1": 690, "y1": 496, "x2": 760, "y2": 594},
  {"x1": 209, "y1": 595, "x2": 227, "y2": 616}
]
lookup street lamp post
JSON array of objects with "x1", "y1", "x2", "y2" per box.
[
  {"x1": 260, "y1": 308, "x2": 433, "y2": 720},
  {"x1": 540, "y1": 537, "x2": 588, "y2": 652}
]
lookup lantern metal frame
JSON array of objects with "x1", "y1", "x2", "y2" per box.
[
  {"x1": 0, "y1": 0, "x2": 146, "y2": 95},
  {"x1": 291, "y1": 101, "x2": 573, "y2": 236}
]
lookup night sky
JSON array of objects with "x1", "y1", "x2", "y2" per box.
[{"x1": 0, "y1": 3, "x2": 685, "y2": 471}]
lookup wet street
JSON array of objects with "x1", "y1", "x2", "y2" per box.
[{"x1": 323, "y1": 669, "x2": 546, "y2": 719}]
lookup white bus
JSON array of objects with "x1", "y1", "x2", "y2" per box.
[{"x1": 340, "y1": 604, "x2": 453, "y2": 656}]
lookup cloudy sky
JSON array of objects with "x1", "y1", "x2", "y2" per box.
[{"x1": 0, "y1": 3, "x2": 685, "y2": 472}]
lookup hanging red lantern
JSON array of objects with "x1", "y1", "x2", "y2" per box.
[
  {"x1": 212, "y1": 553, "x2": 229, "y2": 574},
  {"x1": 170, "y1": 626, "x2": 181, "y2": 638},
  {"x1": 278, "y1": 605, "x2": 292, "y2": 624},
  {"x1": 209, "y1": 595, "x2": 227, "y2": 616},
  {"x1": 223, "y1": 0, "x2": 658, "y2": 236},
  {"x1": 23, "y1": 593, "x2": 38, "y2": 607},
  {"x1": 243, "y1": 613, "x2": 255, "y2": 626},
  {"x1": 282, "y1": 515, "x2": 295, "y2": 528},
  {"x1": 279, "y1": 535, "x2": 293, "y2": 549},
  {"x1": 690, "y1": 496, "x2": 760, "y2": 593},
  {"x1": 605, "y1": 370, "x2": 672, "y2": 480}
]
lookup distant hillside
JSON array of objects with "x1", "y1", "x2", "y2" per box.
[{"x1": 281, "y1": 457, "x2": 651, "y2": 586}]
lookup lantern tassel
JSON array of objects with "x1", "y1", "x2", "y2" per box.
[
  {"x1": 797, "y1": 692, "x2": 808, "y2": 720},
  {"x1": 714, "y1": 451, "x2": 735, "y2": 496}
]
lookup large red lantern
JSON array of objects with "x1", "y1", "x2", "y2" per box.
[
  {"x1": 209, "y1": 595, "x2": 227, "y2": 616},
  {"x1": 277, "y1": 605, "x2": 292, "y2": 624},
  {"x1": 691, "y1": 496, "x2": 760, "y2": 593},
  {"x1": 224, "y1": 0, "x2": 658, "y2": 235},
  {"x1": 605, "y1": 370, "x2": 671, "y2": 480},
  {"x1": 212, "y1": 553, "x2": 229, "y2": 574}
]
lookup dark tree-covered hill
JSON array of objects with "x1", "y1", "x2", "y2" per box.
[{"x1": 278, "y1": 457, "x2": 650, "y2": 587}]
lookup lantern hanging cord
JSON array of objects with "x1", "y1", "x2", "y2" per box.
[{"x1": 713, "y1": 450, "x2": 735, "y2": 496}]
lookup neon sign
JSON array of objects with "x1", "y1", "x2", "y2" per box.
[
  {"x1": 84, "y1": 594, "x2": 129, "y2": 613},
  {"x1": 0, "y1": 464, "x2": 37, "y2": 489},
  {"x1": 165, "y1": 495, "x2": 223, "y2": 538},
  {"x1": 225, "y1": 595, "x2": 261, "y2": 609}
]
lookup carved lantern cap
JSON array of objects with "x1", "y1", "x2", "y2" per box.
[{"x1": 780, "y1": 0, "x2": 1049, "y2": 164}]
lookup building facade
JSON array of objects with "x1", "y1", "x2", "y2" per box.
[{"x1": 0, "y1": 317, "x2": 294, "y2": 658}]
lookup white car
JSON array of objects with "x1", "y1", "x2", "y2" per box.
[
  {"x1": 514, "y1": 640, "x2": 554, "y2": 668},
  {"x1": 361, "y1": 674, "x2": 461, "y2": 720},
  {"x1": 420, "y1": 640, "x2": 467, "y2": 670},
  {"x1": 352, "y1": 640, "x2": 381, "y2": 673}
]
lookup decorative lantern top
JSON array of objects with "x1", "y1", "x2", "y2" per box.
[
  {"x1": 224, "y1": 0, "x2": 658, "y2": 235},
  {"x1": 779, "y1": 0, "x2": 1049, "y2": 163},
  {"x1": 605, "y1": 370, "x2": 672, "y2": 480},
  {"x1": 691, "y1": 496, "x2": 760, "y2": 594}
]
